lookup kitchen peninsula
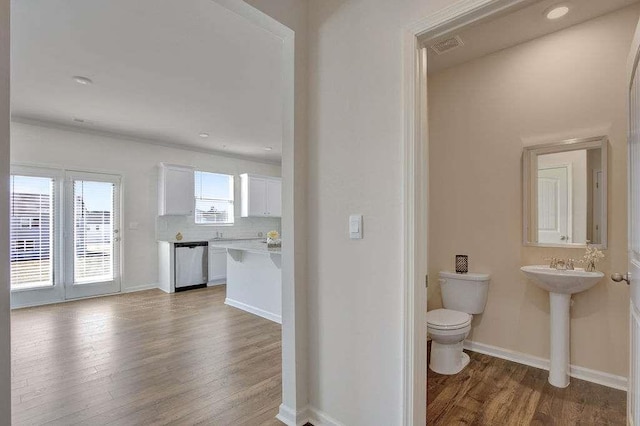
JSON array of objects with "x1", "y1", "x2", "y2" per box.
[{"x1": 208, "y1": 239, "x2": 282, "y2": 324}]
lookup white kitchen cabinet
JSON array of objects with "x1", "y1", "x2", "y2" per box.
[
  {"x1": 266, "y1": 179, "x2": 282, "y2": 217},
  {"x1": 158, "y1": 163, "x2": 194, "y2": 216},
  {"x1": 208, "y1": 247, "x2": 227, "y2": 285},
  {"x1": 240, "y1": 174, "x2": 282, "y2": 218}
]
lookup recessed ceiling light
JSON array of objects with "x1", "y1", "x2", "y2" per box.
[
  {"x1": 72, "y1": 75, "x2": 93, "y2": 85},
  {"x1": 264, "y1": 146, "x2": 273, "y2": 151},
  {"x1": 199, "y1": 133, "x2": 209, "y2": 138},
  {"x1": 545, "y1": 5, "x2": 569, "y2": 20}
]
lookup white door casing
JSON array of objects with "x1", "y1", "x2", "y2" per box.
[{"x1": 627, "y1": 16, "x2": 640, "y2": 425}]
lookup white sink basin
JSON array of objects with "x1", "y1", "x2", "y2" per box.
[
  {"x1": 520, "y1": 265, "x2": 604, "y2": 294},
  {"x1": 520, "y1": 264, "x2": 604, "y2": 389}
]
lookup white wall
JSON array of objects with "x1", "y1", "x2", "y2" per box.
[
  {"x1": 11, "y1": 121, "x2": 281, "y2": 292},
  {"x1": 304, "y1": 1, "x2": 449, "y2": 424},
  {"x1": 0, "y1": 0, "x2": 11, "y2": 422}
]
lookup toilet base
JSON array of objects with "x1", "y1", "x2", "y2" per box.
[{"x1": 429, "y1": 341, "x2": 470, "y2": 375}]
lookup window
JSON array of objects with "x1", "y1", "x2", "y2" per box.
[
  {"x1": 10, "y1": 175, "x2": 54, "y2": 289},
  {"x1": 194, "y1": 171, "x2": 234, "y2": 225}
]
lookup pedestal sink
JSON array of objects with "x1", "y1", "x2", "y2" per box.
[{"x1": 520, "y1": 265, "x2": 604, "y2": 387}]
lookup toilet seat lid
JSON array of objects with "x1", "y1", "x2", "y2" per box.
[{"x1": 426, "y1": 309, "x2": 471, "y2": 329}]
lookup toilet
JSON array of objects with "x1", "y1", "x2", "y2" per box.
[{"x1": 427, "y1": 271, "x2": 490, "y2": 375}]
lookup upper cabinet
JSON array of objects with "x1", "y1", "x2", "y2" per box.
[
  {"x1": 158, "y1": 163, "x2": 194, "y2": 216},
  {"x1": 240, "y1": 174, "x2": 282, "y2": 218}
]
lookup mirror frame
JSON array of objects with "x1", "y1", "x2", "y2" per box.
[{"x1": 522, "y1": 136, "x2": 608, "y2": 248}]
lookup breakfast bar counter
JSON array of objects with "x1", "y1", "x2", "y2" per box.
[{"x1": 208, "y1": 240, "x2": 282, "y2": 323}]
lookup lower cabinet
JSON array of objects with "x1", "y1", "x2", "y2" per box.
[{"x1": 208, "y1": 247, "x2": 227, "y2": 285}]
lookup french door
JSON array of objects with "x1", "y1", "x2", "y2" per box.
[
  {"x1": 9, "y1": 168, "x2": 121, "y2": 307},
  {"x1": 64, "y1": 172, "x2": 121, "y2": 299}
]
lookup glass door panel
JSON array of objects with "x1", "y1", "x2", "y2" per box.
[
  {"x1": 10, "y1": 175, "x2": 54, "y2": 290},
  {"x1": 65, "y1": 172, "x2": 121, "y2": 299}
]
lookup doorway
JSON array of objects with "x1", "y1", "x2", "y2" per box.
[
  {"x1": 403, "y1": 0, "x2": 636, "y2": 424},
  {"x1": 10, "y1": 167, "x2": 121, "y2": 308}
]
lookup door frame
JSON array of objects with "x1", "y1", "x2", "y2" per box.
[
  {"x1": 627, "y1": 16, "x2": 640, "y2": 426},
  {"x1": 63, "y1": 170, "x2": 122, "y2": 300},
  {"x1": 0, "y1": 1, "x2": 303, "y2": 425},
  {"x1": 208, "y1": 1, "x2": 304, "y2": 424},
  {"x1": 401, "y1": 0, "x2": 529, "y2": 424}
]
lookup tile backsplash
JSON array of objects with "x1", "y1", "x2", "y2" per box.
[{"x1": 156, "y1": 215, "x2": 281, "y2": 242}]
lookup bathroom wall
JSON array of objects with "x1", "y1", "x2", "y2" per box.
[{"x1": 428, "y1": 4, "x2": 639, "y2": 377}]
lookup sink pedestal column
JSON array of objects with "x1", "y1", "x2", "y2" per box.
[{"x1": 549, "y1": 292, "x2": 570, "y2": 388}]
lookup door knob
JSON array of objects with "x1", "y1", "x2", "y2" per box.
[{"x1": 611, "y1": 272, "x2": 630, "y2": 285}]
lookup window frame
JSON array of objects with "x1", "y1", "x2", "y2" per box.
[
  {"x1": 193, "y1": 170, "x2": 235, "y2": 226},
  {"x1": 9, "y1": 165, "x2": 64, "y2": 293}
]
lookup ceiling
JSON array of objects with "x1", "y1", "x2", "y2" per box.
[
  {"x1": 11, "y1": 0, "x2": 284, "y2": 163},
  {"x1": 423, "y1": 0, "x2": 640, "y2": 74}
]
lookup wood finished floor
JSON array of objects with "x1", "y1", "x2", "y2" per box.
[
  {"x1": 11, "y1": 286, "x2": 284, "y2": 426},
  {"x1": 427, "y1": 342, "x2": 627, "y2": 425}
]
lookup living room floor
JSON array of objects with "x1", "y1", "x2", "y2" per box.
[{"x1": 11, "y1": 286, "x2": 283, "y2": 425}]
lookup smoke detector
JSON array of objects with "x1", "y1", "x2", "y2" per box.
[{"x1": 430, "y1": 36, "x2": 464, "y2": 55}]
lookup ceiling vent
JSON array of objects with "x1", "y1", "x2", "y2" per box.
[{"x1": 430, "y1": 35, "x2": 464, "y2": 55}]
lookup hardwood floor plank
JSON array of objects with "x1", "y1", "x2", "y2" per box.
[
  {"x1": 12, "y1": 286, "x2": 283, "y2": 425},
  {"x1": 427, "y1": 342, "x2": 626, "y2": 425}
]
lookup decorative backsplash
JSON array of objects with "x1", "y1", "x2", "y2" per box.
[{"x1": 156, "y1": 215, "x2": 281, "y2": 242}]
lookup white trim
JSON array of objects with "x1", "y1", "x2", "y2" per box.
[
  {"x1": 224, "y1": 297, "x2": 282, "y2": 324},
  {"x1": 402, "y1": 1, "x2": 540, "y2": 424},
  {"x1": 123, "y1": 283, "x2": 159, "y2": 293},
  {"x1": 306, "y1": 406, "x2": 345, "y2": 426},
  {"x1": 209, "y1": 0, "x2": 302, "y2": 418},
  {"x1": 463, "y1": 340, "x2": 628, "y2": 391},
  {"x1": 276, "y1": 404, "x2": 310, "y2": 426}
]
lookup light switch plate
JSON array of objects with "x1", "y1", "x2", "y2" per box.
[{"x1": 349, "y1": 214, "x2": 363, "y2": 239}]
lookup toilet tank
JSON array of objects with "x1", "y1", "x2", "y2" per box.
[{"x1": 439, "y1": 271, "x2": 490, "y2": 314}]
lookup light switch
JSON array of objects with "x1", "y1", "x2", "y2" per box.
[{"x1": 349, "y1": 214, "x2": 363, "y2": 239}]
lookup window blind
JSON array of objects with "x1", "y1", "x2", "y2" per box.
[
  {"x1": 195, "y1": 171, "x2": 234, "y2": 225},
  {"x1": 73, "y1": 180, "x2": 115, "y2": 284},
  {"x1": 10, "y1": 175, "x2": 54, "y2": 289}
]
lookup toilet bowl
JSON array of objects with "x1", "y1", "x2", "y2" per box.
[
  {"x1": 427, "y1": 271, "x2": 490, "y2": 375},
  {"x1": 427, "y1": 308, "x2": 472, "y2": 374}
]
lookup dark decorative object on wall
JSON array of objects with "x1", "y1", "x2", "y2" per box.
[{"x1": 456, "y1": 255, "x2": 468, "y2": 274}]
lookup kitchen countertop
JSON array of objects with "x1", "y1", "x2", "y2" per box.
[
  {"x1": 157, "y1": 237, "x2": 264, "y2": 244},
  {"x1": 208, "y1": 239, "x2": 282, "y2": 255}
]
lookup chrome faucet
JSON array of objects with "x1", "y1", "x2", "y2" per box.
[
  {"x1": 545, "y1": 257, "x2": 560, "y2": 269},
  {"x1": 544, "y1": 257, "x2": 577, "y2": 270}
]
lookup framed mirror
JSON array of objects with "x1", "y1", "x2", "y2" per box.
[{"x1": 523, "y1": 136, "x2": 608, "y2": 248}]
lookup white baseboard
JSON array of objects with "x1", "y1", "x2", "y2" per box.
[
  {"x1": 123, "y1": 283, "x2": 159, "y2": 293},
  {"x1": 224, "y1": 297, "x2": 282, "y2": 324},
  {"x1": 463, "y1": 340, "x2": 628, "y2": 391},
  {"x1": 276, "y1": 404, "x2": 310, "y2": 426},
  {"x1": 207, "y1": 279, "x2": 226, "y2": 287},
  {"x1": 306, "y1": 406, "x2": 345, "y2": 426}
]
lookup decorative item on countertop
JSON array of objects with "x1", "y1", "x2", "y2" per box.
[
  {"x1": 455, "y1": 255, "x2": 469, "y2": 274},
  {"x1": 583, "y1": 242, "x2": 604, "y2": 272},
  {"x1": 176, "y1": 232, "x2": 183, "y2": 241},
  {"x1": 266, "y1": 230, "x2": 281, "y2": 248}
]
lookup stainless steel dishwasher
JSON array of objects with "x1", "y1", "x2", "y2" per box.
[{"x1": 174, "y1": 242, "x2": 208, "y2": 292}]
